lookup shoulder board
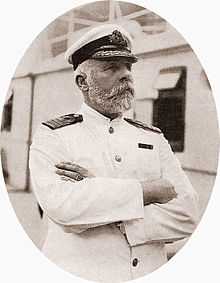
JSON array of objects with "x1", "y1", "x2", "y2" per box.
[
  {"x1": 124, "y1": 118, "x2": 161, "y2": 134},
  {"x1": 42, "y1": 114, "x2": 83, "y2": 130}
]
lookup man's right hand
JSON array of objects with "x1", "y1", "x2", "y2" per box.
[
  {"x1": 55, "y1": 162, "x2": 177, "y2": 205},
  {"x1": 140, "y1": 179, "x2": 177, "y2": 205},
  {"x1": 55, "y1": 162, "x2": 95, "y2": 182}
]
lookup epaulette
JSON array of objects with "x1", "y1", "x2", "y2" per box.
[
  {"x1": 124, "y1": 118, "x2": 161, "y2": 134},
  {"x1": 42, "y1": 114, "x2": 83, "y2": 130}
]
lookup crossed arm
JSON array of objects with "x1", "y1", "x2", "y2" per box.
[
  {"x1": 55, "y1": 162, "x2": 177, "y2": 206},
  {"x1": 30, "y1": 125, "x2": 198, "y2": 246}
]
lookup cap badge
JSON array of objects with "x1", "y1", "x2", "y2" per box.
[{"x1": 109, "y1": 30, "x2": 128, "y2": 47}]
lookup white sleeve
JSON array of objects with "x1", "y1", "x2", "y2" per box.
[
  {"x1": 29, "y1": 126, "x2": 144, "y2": 232},
  {"x1": 123, "y1": 134, "x2": 199, "y2": 246}
]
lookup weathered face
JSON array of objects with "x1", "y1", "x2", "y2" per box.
[{"x1": 84, "y1": 59, "x2": 135, "y2": 117}]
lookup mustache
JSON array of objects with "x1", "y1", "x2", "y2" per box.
[{"x1": 109, "y1": 81, "x2": 135, "y2": 99}]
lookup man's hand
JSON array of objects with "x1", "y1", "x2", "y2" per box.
[
  {"x1": 140, "y1": 179, "x2": 177, "y2": 205},
  {"x1": 55, "y1": 163, "x2": 176, "y2": 205},
  {"x1": 55, "y1": 162, "x2": 95, "y2": 182}
]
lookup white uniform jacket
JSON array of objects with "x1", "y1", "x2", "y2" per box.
[{"x1": 29, "y1": 103, "x2": 198, "y2": 283}]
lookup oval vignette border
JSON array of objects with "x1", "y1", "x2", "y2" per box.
[{"x1": 0, "y1": 1, "x2": 219, "y2": 283}]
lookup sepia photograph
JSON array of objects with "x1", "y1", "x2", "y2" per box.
[{"x1": 0, "y1": 0, "x2": 219, "y2": 282}]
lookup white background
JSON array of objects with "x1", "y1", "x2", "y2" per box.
[{"x1": 0, "y1": 0, "x2": 219, "y2": 282}]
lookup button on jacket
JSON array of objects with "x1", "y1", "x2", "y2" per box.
[{"x1": 29, "y1": 103, "x2": 198, "y2": 283}]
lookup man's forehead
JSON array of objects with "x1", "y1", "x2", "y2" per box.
[{"x1": 92, "y1": 58, "x2": 132, "y2": 67}]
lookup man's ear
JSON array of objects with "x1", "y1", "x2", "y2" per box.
[{"x1": 75, "y1": 74, "x2": 89, "y2": 92}]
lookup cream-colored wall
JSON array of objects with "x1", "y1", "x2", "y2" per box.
[
  {"x1": 1, "y1": 137, "x2": 29, "y2": 190},
  {"x1": 133, "y1": 25, "x2": 187, "y2": 55},
  {"x1": 0, "y1": 77, "x2": 32, "y2": 190},
  {"x1": 13, "y1": 33, "x2": 45, "y2": 77},
  {"x1": 133, "y1": 50, "x2": 219, "y2": 174},
  {"x1": 8, "y1": 191, "x2": 46, "y2": 249},
  {"x1": 185, "y1": 171, "x2": 216, "y2": 219},
  {"x1": 32, "y1": 70, "x2": 82, "y2": 135},
  {"x1": 135, "y1": 99, "x2": 153, "y2": 122}
]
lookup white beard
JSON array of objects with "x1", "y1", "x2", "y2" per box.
[{"x1": 86, "y1": 80, "x2": 135, "y2": 116}]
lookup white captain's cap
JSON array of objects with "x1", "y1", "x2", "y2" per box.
[{"x1": 65, "y1": 24, "x2": 138, "y2": 70}]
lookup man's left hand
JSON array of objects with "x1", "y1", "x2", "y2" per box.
[{"x1": 55, "y1": 162, "x2": 94, "y2": 182}]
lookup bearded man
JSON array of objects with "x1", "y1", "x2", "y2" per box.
[{"x1": 29, "y1": 25, "x2": 198, "y2": 283}]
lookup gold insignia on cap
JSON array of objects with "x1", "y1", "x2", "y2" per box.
[{"x1": 109, "y1": 30, "x2": 128, "y2": 47}]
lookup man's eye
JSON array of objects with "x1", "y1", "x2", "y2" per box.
[{"x1": 104, "y1": 65, "x2": 116, "y2": 71}]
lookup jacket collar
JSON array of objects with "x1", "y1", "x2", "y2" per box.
[{"x1": 79, "y1": 103, "x2": 123, "y2": 125}]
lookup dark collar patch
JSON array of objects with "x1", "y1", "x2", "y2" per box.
[
  {"x1": 124, "y1": 118, "x2": 161, "y2": 134},
  {"x1": 42, "y1": 114, "x2": 83, "y2": 130}
]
